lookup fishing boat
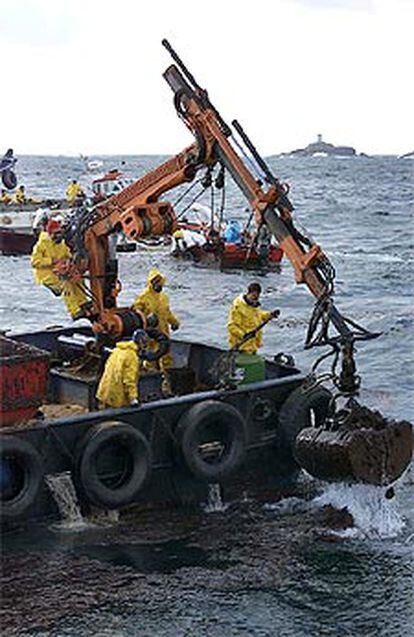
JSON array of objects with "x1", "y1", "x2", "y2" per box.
[
  {"x1": 0, "y1": 325, "x2": 324, "y2": 530},
  {"x1": 91, "y1": 169, "x2": 132, "y2": 204},
  {"x1": 0, "y1": 172, "x2": 135, "y2": 256},
  {"x1": 2, "y1": 325, "x2": 410, "y2": 532},
  {"x1": 175, "y1": 204, "x2": 283, "y2": 270},
  {"x1": 171, "y1": 238, "x2": 283, "y2": 271},
  {"x1": 0, "y1": 209, "x2": 37, "y2": 255},
  {"x1": 221, "y1": 243, "x2": 283, "y2": 270},
  {"x1": 0, "y1": 203, "x2": 67, "y2": 256},
  {"x1": 2, "y1": 43, "x2": 411, "y2": 534}
]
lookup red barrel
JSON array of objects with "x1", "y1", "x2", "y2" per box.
[{"x1": 0, "y1": 337, "x2": 49, "y2": 426}]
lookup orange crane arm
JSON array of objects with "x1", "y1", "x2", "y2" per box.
[{"x1": 74, "y1": 39, "x2": 377, "y2": 397}]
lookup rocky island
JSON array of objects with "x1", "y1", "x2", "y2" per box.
[{"x1": 284, "y1": 134, "x2": 358, "y2": 157}]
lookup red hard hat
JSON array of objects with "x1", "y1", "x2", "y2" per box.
[{"x1": 46, "y1": 219, "x2": 62, "y2": 234}]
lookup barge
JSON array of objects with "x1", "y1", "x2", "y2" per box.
[
  {"x1": 0, "y1": 326, "x2": 330, "y2": 530},
  {"x1": 2, "y1": 42, "x2": 412, "y2": 532}
]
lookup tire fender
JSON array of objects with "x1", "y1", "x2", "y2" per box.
[
  {"x1": 176, "y1": 400, "x2": 247, "y2": 481},
  {"x1": 0, "y1": 436, "x2": 44, "y2": 520},
  {"x1": 75, "y1": 421, "x2": 151, "y2": 509},
  {"x1": 278, "y1": 385, "x2": 332, "y2": 453},
  {"x1": 2, "y1": 169, "x2": 17, "y2": 190}
]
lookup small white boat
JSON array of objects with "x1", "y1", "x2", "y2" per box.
[
  {"x1": 91, "y1": 169, "x2": 132, "y2": 203},
  {"x1": 86, "y1": 160, "x2": 104, "y2": 172},
  {"x1": 79, "y1": 155, "x2": 104, "y2": 172}
]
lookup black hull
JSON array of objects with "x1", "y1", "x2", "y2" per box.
[
  {"x1": 0, "y1": 229, "x2": 36, "y2": 255},
  {"x1": 1, "y1": 326, "x2": 308, "y2": 532}
]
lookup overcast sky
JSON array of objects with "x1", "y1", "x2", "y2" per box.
[{"x1": 1, "y1": 0, "x2": 412, "y2": 156}]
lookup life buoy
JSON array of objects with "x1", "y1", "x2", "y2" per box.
[
  {"x1": 1, "y1": 215, "x2": 12, "y2": 225},
  {"x1": 176, "y1": 400, "x2": 247, "y2": 481},
  {"x1": 74, "y1": 422, "x2": 151, "y2": 509},
  {"x1": 0, "y1": 436, "x2": 44, "y2": 520},
  {"x1": 278, "y1": 385, "x2": 332, "y2": 452}
]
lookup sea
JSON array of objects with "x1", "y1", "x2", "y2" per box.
[{"x1": 1, "y1": 154, "x2": 413, "y2": 636}]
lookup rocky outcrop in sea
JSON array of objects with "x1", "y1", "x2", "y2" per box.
[{"x1": 284, "y1": 134, "x2": 358, "y2": 157}]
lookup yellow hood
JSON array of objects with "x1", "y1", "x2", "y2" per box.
[{"x1": 146, "y1": 268, "x2": 166, "y2": 286}]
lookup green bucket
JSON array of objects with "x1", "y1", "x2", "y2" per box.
[{"x1": 234, "y1": 353, "x2": 266, "y2": 385}]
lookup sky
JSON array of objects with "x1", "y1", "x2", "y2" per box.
[{"x1": 1, "y1": 0, "x2": 413, "y2": 156}]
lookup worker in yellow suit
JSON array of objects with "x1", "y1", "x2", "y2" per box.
[
  {"x1": 0, "y1": 189, "x2": 12, "y2": 204},
  {"x1": 96, "y1": 329, "x2": 149, "y2": 409},
  {"x1": 132, "y1": 268, "x2": 180, "y2": 371},
  {"x1": 12, "y1": 185, "x2": 28, "y2": 204},
  {"x1": 227, "y1": 282, "x2": 279, "y2": 354},
  {"x1": 66, "y1": 179, "x2": 85, "y2": 206},
  {"x1": 31, "y1": 219, "x2": 89, "y2": 319},
  {"x1": 11, "y1": 184, "x2": 41, "y2": 205}
]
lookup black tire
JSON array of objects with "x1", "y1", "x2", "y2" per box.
[
  {"x1": 75, "y1": 422, "x2": 151, "y2": 509},
  {"x1": 2, "y1": 169, "x2": 17, "y2": 190},
  {"x1": 176, "y1": 400, "x2": 247, "y2": 481},
  {"x1": 278, "y1": 385, "x2": 332, "y2": 452},
  {"x1": 0, "y1": 436, "x2": 44, "y2": 520}
]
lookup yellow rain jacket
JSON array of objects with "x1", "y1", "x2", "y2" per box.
[
  {"x1": 227, "y1": 294, "x2": 272, "y2": 354},
  {"x1": 31, "y1": 232, "x2": 71, "y2": 285},
  {"x1": 12, "y1": 187, "x2": 27, "y2": 204},
  {"x1": 132, "y1": 268, "x2": 179, "y2": 371},
  {"x1": 96, "y1": 341, "x2": 139, "y2": 408},
  {"x1": 66, "y1": 182, "x2": 84, "y2": 204},
  {"x1": 31, "y1": 233, "x2": 87, "y2": 318},
  {"x1": 0, "y1": 191, "x2": 11, "y2": 204},
  {"x1": 132, "y1": 268, "x2": 179, "y2": 336}
]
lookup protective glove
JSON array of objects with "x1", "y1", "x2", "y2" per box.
[
  {"x1": 271, "y1": 309, "x2": 280, "y2": 318},
  {"x1": 139, "y1": 350, "x2": 158, "y2": 362},
  {"x1": 130, "y1": 399, "x2": 139, "y2": 407},
  {"x1": 171, "y1": 323, "x2": 179, "y2": 331}
]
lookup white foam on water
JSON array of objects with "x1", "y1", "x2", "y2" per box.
[
  {"x1": 203, "y1": 483, "x2": 228, "y2": 513},
  {"x1": 314, "y1": 483, "x2": 406, "y2": 539},
  {"x1": 46, "y1": 471, "x2": 91, "y2": 532},
  {"x1": 89, "y1": 508, "x2": 120, "y2": 525},
  {"x1": 264, "y1": 496, "x2": 311, "y2": 515}
]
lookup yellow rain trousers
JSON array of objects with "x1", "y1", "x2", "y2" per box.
[
  {"x1": 31, "y1": 233, "x2": 87, "y2": 318},
  {"x1": 96, "y1": 341, "x2": 139, "y2": 408},
  {"x1": 132, "y1": 268, "x2": 179, "y2": 370},
  {"x1": 227, "y1": 294, "x2": 272, "y2": 354}
]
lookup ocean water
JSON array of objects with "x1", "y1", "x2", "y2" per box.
[{"x1": 1, "y1": 154, "x2": 413, "y2": 636}]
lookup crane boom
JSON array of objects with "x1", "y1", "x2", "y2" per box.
[{"x1": 70, "y1": 40, "x2": 378, "y2": 393}]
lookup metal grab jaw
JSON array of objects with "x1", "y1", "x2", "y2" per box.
[{"x1": 296, "y1": 314, "x2": 412, "y2": 486}]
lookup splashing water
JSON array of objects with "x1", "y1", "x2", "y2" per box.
[
  {"x1": 45, "y1": 472, "x2": 89, "y2": 531},
  {"x1": 203, "y1": 483, "x2": 228, "y2": 513},
  {"x1": 264, "y1": 496, "x2": 311, "y2": 515},
  {"x1": 89, "y1": 508, "x2": 120, "y2": 525},
  {"x1": 314, "y1": 483, "x2": 405, "y2": 539}
]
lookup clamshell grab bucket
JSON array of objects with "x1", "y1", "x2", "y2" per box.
[{"x1": 294, "y1": 402, "x2": 413, "y2": 486}]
